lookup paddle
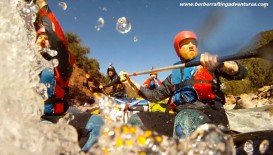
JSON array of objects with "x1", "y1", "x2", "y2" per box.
[
  {"x1": 107, "y1": 30, "x2": 273, "y2": 86},
  {"x1": 128, "y1": 38, "x2": 273, "y2": 77}
]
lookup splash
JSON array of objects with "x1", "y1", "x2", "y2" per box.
[
  {"x1": 89, "y1": 123, "x2": 235, "y2": 154},
  {"x1": 91, "y1": 93, "x2": 236, "y2": 154},
  {"x1": 93, "y1": 93, "x2": 133, "y2": 123},
  {"x1": 0, "y1": 0, "x2": 79, "y2": 154},
  {"x1": 1, "y1": 0, "x2": 42, "y2": 121}
]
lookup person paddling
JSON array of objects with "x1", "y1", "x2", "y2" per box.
[
  {"x1": 119, "y1": 30, "x2": 247, "y2": 138},
  {"x1": 100, "y1": 64, "x2": 127, "y2": 98},
  {"x1": 143, "y1": 70, "x2": 162, "y2": 90}
]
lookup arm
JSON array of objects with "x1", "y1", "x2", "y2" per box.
[
  {"x1": 139, "y1": 75, "x2": 173, "y2": 102},
  {"x1": 218, "y1": 61, "x2": 247, "y2": 80},
  {"x1": 142, "y1": 79, "x2": 150, "y2": 88},
  {"x1": 103, "y1": 75, "x2": 119, "y2": 88},
  {"x1": 200, "y1": 53, "x2": 247, "y2": 80},
  {"x1": 120, "y1": 72, "x2": 173, "y2": 102}
]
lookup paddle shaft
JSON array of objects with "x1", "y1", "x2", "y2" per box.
[
  {"x1": 128, "y1": 63, "x2": 185, "y2": 77},
  {"x1": 128, "y1": 50, "x2": 258, "y2": 77}
]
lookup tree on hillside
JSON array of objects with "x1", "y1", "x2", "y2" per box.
[
  {"x1": 241, "y1": 58, "x2": 273, "y2": 88},
  {"x1": 65, "y1": 32, "x2": 106, "y2": 83}
]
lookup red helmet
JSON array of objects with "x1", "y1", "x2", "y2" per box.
[{"x1": 173, "y1": 31, "x2": 197, "y2": 57}]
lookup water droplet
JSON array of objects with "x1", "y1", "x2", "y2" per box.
[
  {"x1": 116, "y1": 17, "x2": 131, "y2": 34},
  {"x1": 94, "y1": 26, "x2": 100, "y2": 31},
  {"x1": 45, "y1": 83, "x2": 51, "y2": 88},
  {"x1": 102, "y1": 7, "x2": 107, "y2": 11},
  {"x1": 151, "y1": 145, "x2": 159, "y2": 151},
  {"x1": 30, "y1": 4, "x2": 39, "y2": 13},
  {"x1": 217, "y1": 124, "x2": 227, "y2": 131},
  {"x1": 21, "y1": 7, "x2": 31, "y2": 16},
  {"x1": 209, "y1": 150, "x2": 215, "y2": 155},
  {"x1": 244, "y1": 140, "x2": 254, "y2": 155},
  {"x1": 97, "y1": 17, "x2": 105, "y2": 27},
  {"x1": 133, "y1": 36, "x2": 138, "y2": 42},
  {"x1": 108, "y1": 131, "x2": 115, "y2": 137},
  {"x1": 259, "y1": 139, "x2": 269, "y2": 154},
  {"x1": 58, "y1": 2, "x2": 67, "y2": 11},
  {"x1": 95, "y1": 17, "x2": 105, "y2": 31},
  {"x1": 20, "y1": 2, "x2": 38, "y2": 30},
  {"x1": 52, "y1": 59, "x2": 59, "y2": 67},
  {"x1": 35, "y1": 84, "x2": 48, "y2": 100}
]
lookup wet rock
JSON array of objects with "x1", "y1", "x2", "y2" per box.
[
  {"x1": 258, "y1": 85, "x2": 273, "y2": 100},
  {"x1": 232, "y1": 85, "x2": 273, "y2": 109},
  {"x1": 225, "y1": 95, "x2": 237, "y2": 105},
  {"x1": 224, "y1": 95, "x2": 237, "y2": 110},
  {"x1": 235, "y1": 94, "x2": 258, "y2": 109}
]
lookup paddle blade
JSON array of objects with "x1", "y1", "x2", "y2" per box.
[
  {"x1": 238, "y1": 29, "x2": 273, "y2": 61},
  {"x1": 188, "y1": 30, "x2": 273, "y2": 67}
]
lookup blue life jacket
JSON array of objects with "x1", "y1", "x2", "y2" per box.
[
  {"x1": 40, "y1": 68, "x2": 56, "y2": 115},
  {"x1": 40, "y1": 68, "x2": 69, "y2": 115},
  {"x1": 171, "y1": 59, "x2": 218, "y2": 109},
  {"x1": 171, "y1": 61, "x2": 198, "y2": 107}
]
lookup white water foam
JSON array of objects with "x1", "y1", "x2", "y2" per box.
[{"x1": 0, "y1": 1, "x2": 80, "y2": 154}]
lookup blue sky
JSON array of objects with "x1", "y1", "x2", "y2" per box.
[{"x1": 47, "y1": 0, "x2": 273, "y2": 84}]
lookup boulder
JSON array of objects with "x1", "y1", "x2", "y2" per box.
[{"x1": 233, "y1": 85, "x2": 273, "y2": 109}]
